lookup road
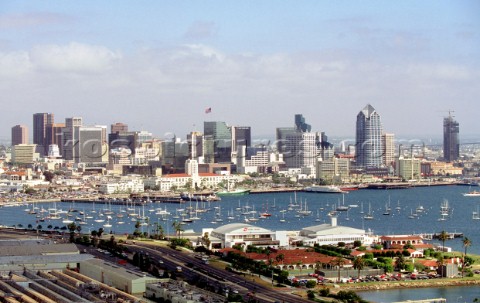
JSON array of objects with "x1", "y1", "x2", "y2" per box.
[{"x1": 129, "y1": 242, "x2": 311, "y2": 303}]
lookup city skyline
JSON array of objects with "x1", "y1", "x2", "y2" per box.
[{"x1": 0, "y1": 1, "x2": 479, "y2": 141}]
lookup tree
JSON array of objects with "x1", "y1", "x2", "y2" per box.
[
  {"x1": 462, "y1": 237, "x2": 472, "y2": 278},
  {"x1": 275, "y1": 253, "x2": 285, "y2": 266},
  {"x1": 171, "y1": 221, "x2": 184, "y2": 238},
  {"x1": 201, "y1": 232, "x2": 211, "y2": 248},
  {"x1": 331, "y1": 257, "x2": 346, "y2": 282},
  {"x1": 438, "y1": 231, "x2": 449, "y2": 253},
  {"x1": 353, "y1": 256, "x2": 366, "y2": 278},
  {"x1": 67, "y1": 222, "x2": 77, "y2": 243},
  {"x1": 395, "y1": 254, "x2": 406, "y2": 271}
]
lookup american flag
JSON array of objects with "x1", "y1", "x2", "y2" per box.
[{"x1": 205, "y1": 107, "x2": 212, "y2": 114}]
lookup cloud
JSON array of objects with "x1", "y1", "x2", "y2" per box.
[
  {"x1": 0, "y1": 41, "x2": 478, "y2": 139},
  {"x1": 184, "y1": 21, "x2": 217, "y2": 40},
  {"x1": 0, "y1": 12, "x2": 71, "y2": 29},
  {"x1": 29, "y1": 42, "x2": 122, "y2": 73}
]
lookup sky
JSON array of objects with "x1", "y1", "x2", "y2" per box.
[{"x1": 0, "y1": 1, "x2": 479, "y2": 144}]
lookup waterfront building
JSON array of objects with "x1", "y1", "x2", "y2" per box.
[
  {"x1": 296, "y1": 217, "x2": 374, "y2": 246},
  {"x1": 443, "y1": 113, "x2": 459, "y2": 162},
  {"x1": 99, "y1": 176, "x2": 144, "y2": 194},
  {"x1": 62, "y1": 117, "x2": 83, "y2": 161},
  {"x1": 316, "y1": 157, "x2": 350, "y2": 183},
  {"x1": 144, "y1": 169, "x2": 231, "y2": 191},
  {"x1": 382, "y1": 133, "x2": 395, "y2": 167},
  {"x1": 355, "y1": 104, "x2": 383, "y2": 169},
  {"x1": 395, "y1": 156, "x2": 421, "y2": 181},
  {"x1": 420, "y1": 161, "x2": 463, "y2": 176},
  {"x1": 11, "y1": 125, "x2": 28, "y2": 146},
  {"x1": 33, "y1": 112, "x2": 55, "y2": 155},
  {"x1": 204, "y1": 121, "x2": 232, "y2": 163},
  {"x1": 12, "y1": 144, "x2": 37, "y2": 164},
  {"x1": 207, "y1": 223, "x2": 283, "y2": 249}
]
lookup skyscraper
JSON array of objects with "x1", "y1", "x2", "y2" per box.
[
  {"x1": 62, "y1": 117, "x2": 83, "y2": 161},
  {"x1": 382, "y1": 133, "x2": 395, "y2": 167},
  {"x1": 33, "y1": 113, "x2": 54, "y2": 155},
  {"x1": 204, "y1": 121, "x2": 232, "y2": 163},
  {"x1": 355, "y1": 104, "x2": 383, "y2": 168},
  {"x1": 295, "y1": 114, "x2": 311, "y2": 132},
  {"x1": 111, "y1": 122, "x2": 128, "y2": 134},
  {"x1": 11, "y1": 125, "x2": 28, "y2": 146},
  {"x1": 443, "y1": 113, "x2": 459, "y2": 162}
]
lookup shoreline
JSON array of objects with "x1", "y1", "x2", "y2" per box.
[{"x1": 334, "y1": 278, "x2": 480, "y2": 292}]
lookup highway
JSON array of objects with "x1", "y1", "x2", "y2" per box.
[{"x1": 128, "y1": 242, "x2": 311, "y2": 303}]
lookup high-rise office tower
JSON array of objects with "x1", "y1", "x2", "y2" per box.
[
  {"x1": 382, "y1": 133, "x2": 395, "y2": 167},
  {"x1": 33, "y1": 113, "x2": 54, "y2": 155},
  {"x1": 232, "y1": 126, "x2": 251, "y2": 150},
  {"x1": 11, "y1": 125, "x2": 28, "y2": 146},
  {"x1": 79, "y1": 126, "x2": 108, "y2": 163},
  {"x1": 443, "y1": 113, "x2": 459, "y2": 162},
  {"x1": 204, "y1": 121, "x2": 232, "y2": 163},
  {"x1": 284, "y1": 132, "x2": 317, "y2": 169},
  {"x1": 62, "y1": 117, "x2": 83, "y2": 161},
  {"x1": 295, "y1": 114, "x2": 311, "y2": 132},
  {"x1": 355, "y1": 104, "x2": 383, "y2": 168},
  {"x1": 111, "y1": 122, "x2": 128, "y2": 134}
]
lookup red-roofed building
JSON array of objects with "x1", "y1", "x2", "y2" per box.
[{"x1": 144, "y1": 159, "x2": 236, "y2": 191}]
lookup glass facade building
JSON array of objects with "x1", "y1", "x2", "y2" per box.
[{"x1": 355, "y1": 104, "x2": 383, "y2": 168}]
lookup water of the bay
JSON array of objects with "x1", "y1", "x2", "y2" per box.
[
  {"x1": 2, "y1": 185, "x2": 478, "y2": 253},
  {"x1": 359, "y1": 285, "x2": 479, "y2": 302},
  {"x1": 2, "y1": 185, "x2": 480, "y2": 300}
]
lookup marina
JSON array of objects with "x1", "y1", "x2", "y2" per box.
[{"x1": 1, "y1": 185, "x2": 479, "y2": 254}]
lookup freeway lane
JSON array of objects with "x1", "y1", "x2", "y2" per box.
[{"x1": 130, "y1": 242, "x2": 311, "y2": 303}]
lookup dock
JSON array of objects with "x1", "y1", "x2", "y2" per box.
[
  {"x1": 416, "y1": 232, "x2": 464, "y2": 240},
  {"x1": 393, "y1": 299, "x2": 446, "y2": 303}
]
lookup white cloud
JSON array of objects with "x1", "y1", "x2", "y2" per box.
[
  {"x1": 0, "y1": 42, "x2": 478, "y2": 140},
  {"x1": 29, "y1": 42, "x2": 122, "y2": 73}
]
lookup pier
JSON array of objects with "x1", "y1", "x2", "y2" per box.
[{"x1": 393, "y1": 299, "x2": 446, "y2": 303}]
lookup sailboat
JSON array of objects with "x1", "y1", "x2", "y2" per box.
[
  {"x1": 363, "y1": 203, "x2": 374, "y2": 220},
  {"x1": 336, "y1": 194, "x2": 349, "y2": 211},
  {"x1": 279, "y1": 212, "x2": 286, "y2": 223},
  {"x1": 472, "y1": 205, "x2": 480, "y2": 220}
]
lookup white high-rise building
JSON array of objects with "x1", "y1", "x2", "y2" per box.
[{"x1": 284, "y1": 132, "x2": 317, "y2": 169}]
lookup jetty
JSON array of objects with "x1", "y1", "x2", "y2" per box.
[{"x1": 393, "y1": 299, "x2": 446, "y2": 303}]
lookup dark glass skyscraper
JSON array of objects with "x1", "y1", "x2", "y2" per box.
[
  {"x1": 33, "y1": 113, "x2": 54, "y2": 155},
  {"x1": 355, "y1": 104, "x2": 383, "y2": 168},
  {"x1": 204, "y1": 121, "x2": 232, "y2": 163},
  {"x1": 443, "y1": 114, "x2": 459, "y2": 162}
]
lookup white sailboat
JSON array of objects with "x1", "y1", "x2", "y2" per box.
[{"x1": 363, "y1": 203, "x2": 374, "y2": 220}]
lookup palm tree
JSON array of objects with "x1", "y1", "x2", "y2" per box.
[
  {"x1": 275, "y1": 253, "x2": 285, "y2": 267},
  {"x1": 171, "y1": 221, "x2": 183, "y2": 238},
  {"x1": 353, "y1": 257, "x2": 366, "y2": 279},
  {"x1": 438, "y1": 230, "x2": 449, "y2": 253},
  {"x1": 332, "y1": 257, "x2": 346, "y2": 282},
  {"x1": 462, "y1": 237, "x2": 472, "y2": 278}
]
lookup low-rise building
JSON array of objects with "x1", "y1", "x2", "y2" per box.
[
  {"x1": 208, "y1": 223, "x2": 284, "y2": 249},
  {"x1": 296, "y1": 217, "x2": 374, "y2": 246},
  {"x1": 79, "y1": 258, "x2": 159, "y2": 294}
]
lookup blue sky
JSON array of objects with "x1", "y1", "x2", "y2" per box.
[{"x1": 0, "y1": 1, "x2": 479, "y2": 142}]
